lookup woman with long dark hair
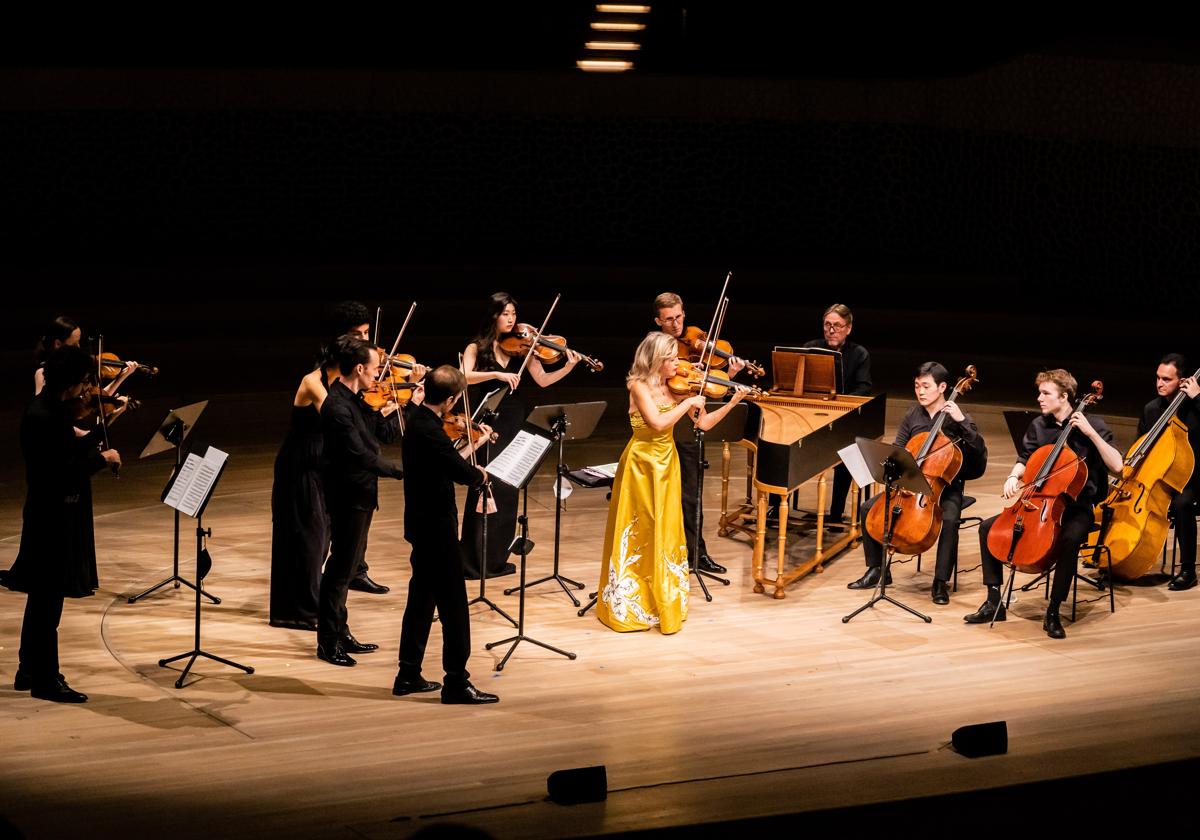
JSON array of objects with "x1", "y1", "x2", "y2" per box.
[{"x1": 459, "y1": 292, "x2": 581, "y2": 579}]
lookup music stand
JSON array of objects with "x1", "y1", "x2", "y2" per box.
[
  {"x1": 483, "y1": 425, "x2": 577, "y2": 670},
  {"x1": 687, "y1": 399, "x2": 744, "y2": 600},
  {"x1": 504, "y1": 401, "x2": 607, "y2": 607},
  {"x1": 466, "y1": 386, "x2": 517, "y2": 627},
  {"x1": 129, "y1": 401, "x2": 220, "y2": 605},
  {"x1": 155, "y1": 445, "x2": 253, "y2": 688},
  {"x1": 842, "y1": 437, "x2": 934, "y2": 624}
]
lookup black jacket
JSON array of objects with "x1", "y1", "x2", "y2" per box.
[
  {"x1": 402, "y1": 403, "x2": 485, "y2": 542},
  {"x1": 4, "y1": 392, "x2": 108, "y2": 597},
  {"x1": 320, "y1": 380, "x2": 403, "y2": 512}
]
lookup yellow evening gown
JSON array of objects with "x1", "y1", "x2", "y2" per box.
[{"x1": 596, "y1": 405, "x2": 690, "y2": 634}]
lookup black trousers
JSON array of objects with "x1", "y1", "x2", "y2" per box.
[
  {"x1": 398, "y1": 519, "x2": 471, "y2": 689},
  {"x1": 319, "y1": 506, "x2": 373, "y2": 646},
  {"x1": 20, "y1": 590, "x2": 65, "y2": 682},
  {"x1": 979, "y1": 503, "x2": 1094, "y2": 604},
  {"x1": 827, "y1": 463, "x2": 853, "y2": 520},
  {"x1": 860, "y1": 487, "x2": 964, "y2": 583},
  {"x1": 676, "y1": 433, "x2": 707, "y2": 562},
  {"x1": 1172, "y1": 486, "x2": 1197, "y2": 571}
]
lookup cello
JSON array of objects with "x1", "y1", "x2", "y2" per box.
[
  {"x1": 986, "y1": 382, "x2": 1104, "y2": 574},
  {"x1": 1088, "y1": 367, "x2": 1198, "y2": 580},
  {"x1": 865, "y1": 365, "x2": 979, "y2": 555}
]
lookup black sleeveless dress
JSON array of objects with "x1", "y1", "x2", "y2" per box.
[
  {"x1": 269, "y1": 403, "x2": 329, "y2": 627},
  {"x1": 460, "y1": 355, "x2": 523, "y2": 578}
]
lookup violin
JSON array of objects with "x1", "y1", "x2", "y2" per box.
[
  {"x1": 68, "y1": 383, "x2": 140, "y2": 423},
  {"x1": 1087, "y1": 366, "x2": 1199, "y2": 580},
  {"x1": 499, "y1": 324, "x2": 604, "y2": 373},
  {"x1": 666, "y1": 359, "x2": 762, "y2": 400},
  {"x1": 98, "y1": 351, "x2": 158, "y2": 381},
  {"x1": 385, "y1": 352, "x2": 422, "y2": 380},
  {"x1": 677, "y1": 326, "x2": 765, "y2": 378},
  {"x1": 361, "y1": 377, "x2": 418, "y2": 411},
  {"x1": 865, "y1": 365, "x2": 978, "y2": 555},
  {"x1": 443, "y1": 413, "x2": 498, "y2": 448},
  {"x1": 986, "y1": 381, "x2": 1104, "y2": 574}
]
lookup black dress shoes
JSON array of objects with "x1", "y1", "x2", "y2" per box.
[
  {"x1": 31, "y1": 676, "x2": 87, "y2": 703},
  {"x1": 441, "y1": 682, "x2": 500, "y2": 705},
  {"x1": 15, "y1": 669, "x2": 66, "y2": 691},
  {"x1": 1043, "y1": 608, "x2": 1066, "y2": 639},
  {"x1": 697, "y1": 555, "x2": 727, "y2": 574},
  {"x1": 931, "y1": 579, "x2": 951, "y2": 605},
  {"x1": 269, "y1": 618, "x2": 318, "y2": 632},
  {"x1": 348, "y1": 575, "x2": 390, "y2": 594},
  {"x1": 339, "y1": 631, "x2": 378, "y2": 654},
  {"x1": 393, "y1": 674, "x2": 442, "y2": 696},
  {"x1": 846, "y1": 566, "x2": 890, "y2": 590},
  {"x1": 317, "y1": 643, "x2": 357, "y2": 667},
  {"x1": 963, "y1": 600, "x2": 1006, "y2": 624},
  {"x1": 1168, "y1": 568, "x2": 1197, "y2": 591}
]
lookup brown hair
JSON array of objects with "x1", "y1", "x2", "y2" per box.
[
  {"x1": 654, "y1": 292, "x2": 683, "y2": 314},
  {"x1": 823, "y1": 303, "x2": 853, "y2": 325},
  {"x1": 1036, "y1": 369, "x2": 1077, "y2": 401}
]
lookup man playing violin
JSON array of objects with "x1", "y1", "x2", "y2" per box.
[
  {"x1": 1144, "y1": 354, "x2": 1200, "y2": 591},
  {"x1": 966, "y1": 369, "x2": 1123, "y2": 639},
  {"x1": 394, "y1": 365, "x2": 498, "y2": 704},
  {"x1": 803, "y1": 304, "x2": 872, "y2": 525},
  {"x1": 654, "y1": 292, "x2": 747, "y2": 576},
  {"x1": 847, "y1": 362, "x2": 987, "y2": 605},
  {"x1": 316, "y1": 337, "x2": 405, "y2": 666}
]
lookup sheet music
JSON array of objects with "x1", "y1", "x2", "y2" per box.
[
  {"x1": 581, "y1": 463, "x2": 618, "y2": 479},
  {"x1": 164, "y1": 446, "x2": 228, "y2": 517},
  {"x1": 486, "y1": 430, "x2": 551, "y2": 489},
  {"x1": 837, "y1": 443, "x2": 874, "y2": 490}
]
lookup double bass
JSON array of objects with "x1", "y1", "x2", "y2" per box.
[
  {"x1": 986, "y1": 382, "x2": 1104, "y2": 574},
  {"x1": 865, "y1": 366, "x2": 979, "y2": 555},
  {"x1": 1088, "y1": 367, "x2": 1198, "y2": 580}
]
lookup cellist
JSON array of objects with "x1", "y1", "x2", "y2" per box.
[
  {"x1": 965, "y1": 369, "x2": 1123, "y2": 639},
  {"x1": 846, "y1": 362, "x2": 987, "y2": 605},
  {"x1": 1142, "y1": 354, "x2": 1200, "y2": 591}
]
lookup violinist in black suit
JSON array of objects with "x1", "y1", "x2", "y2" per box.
[
  {"x1": 394, "y1": 365, "x2": 498, "y2": 704},
  {"x1": 317, "y1": 336, "x2": 403, "y2": 666}
]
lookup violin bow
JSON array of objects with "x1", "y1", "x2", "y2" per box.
[
  {"x1": 510, "y1": 292, "x2": 561, "y2": 393},
  {"x1": 95, "y1": 335, "x2": 118, "y2": 478},
  {"x1": 383, "y1": 301, "x2": 418, "y2": 434},
  {"x1": 373, "y1": 306, "x2": 382, "y2": 348},
  {"x1": 457, "y1": 352, "x2": 478, "y2": 466}
]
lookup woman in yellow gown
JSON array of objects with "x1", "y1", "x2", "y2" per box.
[{"x1": 597, "y1": 332, "x2": 745, "y2": 634}]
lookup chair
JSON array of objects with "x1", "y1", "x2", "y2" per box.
[{"x1": 1160, "y1": 498, "x2": 1200, "y2": 578}]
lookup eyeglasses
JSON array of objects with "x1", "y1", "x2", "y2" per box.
[
  {"x1": 659, "y1": 314, "x2": 685, "y2": 323},
  {"x1": 823, "y1": 321, "x2": 848, "y2": 332}
]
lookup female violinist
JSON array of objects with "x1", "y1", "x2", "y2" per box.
[
  {"x1": 33, "y1": 316, "x2": 138, "y2": 401},
  {"x1": 268, "y1": 301, "x2": 400, "y2": 631},
  {"x1": 459, "y1": 292, "x2": 583, "y2": 579},
  {"x1": 847, "y1": 362, "x2": 987, "y2": 605},
  {"x1": 3, "y1": 345, "x2": 121, "y2": 703},
  {"x1": 965, "y1": 369, "x2": 1123, "y2": 639},
  {"x1": 595, "y1": 332, "x2": 744, "y2": 634}
]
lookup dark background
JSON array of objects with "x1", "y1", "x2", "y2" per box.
[{"x1": 1, "y1": 4, "x2": 1196, "y2": 417}]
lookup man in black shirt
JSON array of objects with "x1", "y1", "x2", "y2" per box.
[
  {"x1": 654, "y1": 292, "x2": 746, "y2": 575},
  {"x1": 1142, "y1": 353, "x2": 1200, "y2": 590},
  {"x1": 965, "y1": 369, "x2": 1123, "y2": 639},
  {"x1": 394, "y1": 365, "x2": 497, "y2": 704},
  {"x1": 317, "y1": 337, "x2": 404, "y2": 666},
  {"x1": 803, "y1": 304, "x2": 871, "y2": 523},
  {"x1": 847, "y1": 362, "x2": 987, "y2": 605}
]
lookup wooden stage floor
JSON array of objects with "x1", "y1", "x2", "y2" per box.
[{"x1": 2, "y1": 400, "x2": 1199, "y2": 838}]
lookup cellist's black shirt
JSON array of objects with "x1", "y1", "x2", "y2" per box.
[
  {"x1": 894, "y1": 403, "x2": 988, "y2": 485},
  {"x1": 1139, "y1": 394, "x2": 1200, "y2": 491},
  {"x1": 1017, "y1": 413, "x2": 1114, "y2": 506}
]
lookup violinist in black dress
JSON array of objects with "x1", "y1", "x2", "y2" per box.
[
  {"x1": 459, "y1": 292, "x2": 580, "y2": 579},
  {"x1": 3, "y1": 345, "x2": 122, "y2": 702}
]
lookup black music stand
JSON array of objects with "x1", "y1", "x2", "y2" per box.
[
  {"x1": 466, "y1": 387, "x2": 516, "y2": 627},
  {"x1": 155, "y1": 445, "x2": 254, "y2": 688},
  {"x1": 687, "y1": 399, "x2": 744, "y2": 600},
  {"x1": 842, "y1": 438, "x2": 934, "y2": 624},
  {"x1": 504, "y1": 401, "x2": 607, "y2": 607},
  {"x1": 484, "y1": 426, "x2": 577, "y2": 671},
  {"x1": 129, "y1": 401, "x2": 220, "y2": 605}
]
